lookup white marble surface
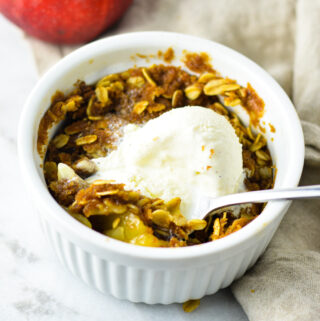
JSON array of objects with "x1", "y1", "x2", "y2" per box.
[{"x1": 0, "y1": 15, "x2": 248, "y2": 321}]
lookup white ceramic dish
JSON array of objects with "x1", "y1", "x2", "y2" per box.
[{"x1": 18, "y1": 32, "x2": 304, "y2": 304}]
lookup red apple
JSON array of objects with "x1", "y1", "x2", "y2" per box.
[{"x1": 0, "y1": 0, "x2": 133, "y2": 44}]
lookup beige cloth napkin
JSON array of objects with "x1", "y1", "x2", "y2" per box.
[{"x1": 27, "y1": 0, "x2": 320, "y2": 319}]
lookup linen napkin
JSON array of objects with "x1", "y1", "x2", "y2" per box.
[{"x1": 27, "y1": 0, "x2": 320, "y2": 319}]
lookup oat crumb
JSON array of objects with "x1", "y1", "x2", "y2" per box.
[{"x1": 183, "y1": 299, "x2": 200, "y2": 312}]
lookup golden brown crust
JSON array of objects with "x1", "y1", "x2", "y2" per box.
[
  {"x1": 163, "y1": 47, "x2": 175, "y2": 63},
  {"x1": 38, "y1": 60, "x2": 272, "y2": 247},
  {"x1": 242, "y1": 83, "x2": 265, "y2": 127},
  {"x1": 182, "y1": 51, "x2": 215, "y2": 73}
]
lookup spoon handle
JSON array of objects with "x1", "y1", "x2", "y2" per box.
[{"x1": 207, "y1": 185, "x2": 320, "y2": 214}]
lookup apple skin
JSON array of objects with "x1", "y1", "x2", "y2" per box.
[{"x1": 0, "y1": 0, "x2": 133, "y2": 44}]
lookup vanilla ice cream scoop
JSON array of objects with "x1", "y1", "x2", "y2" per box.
[{"x1": 88, "y1": 106, "x2": 243, "y2": 219}]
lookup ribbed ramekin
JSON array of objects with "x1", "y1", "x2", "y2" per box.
[{"x1": 18, "y1": 32, "x2": 304, "y2": 304}]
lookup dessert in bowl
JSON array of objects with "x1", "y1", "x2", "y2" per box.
[
  {"x1": 39, "y1": 61, "x2": 272, "y2": 247},
  {"x1": 18, "y1": 32, "x2": 304, "y2": 303}
]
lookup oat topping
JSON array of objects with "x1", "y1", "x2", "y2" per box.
[{"x1": 38, "y1": 51, "x2": 273, "y2": 248}]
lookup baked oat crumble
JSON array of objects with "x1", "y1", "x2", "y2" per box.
[{"x1": 38, "y1": 51, "x2": 273, "y2": 248}]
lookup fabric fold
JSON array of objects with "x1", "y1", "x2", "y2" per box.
[
  {"x1": 232, "y1": 249, "x2": 320, "y2": 321},
  {"x1": 302, "y1": 120, "x2": 320, "y2": 166},
  {"x1": 293, "y1": 0, "x2": 320, "y2": 166}
]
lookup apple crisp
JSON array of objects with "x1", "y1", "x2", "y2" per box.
[{"x1": 38, "y1": 54, "x2": 273, "y2": 247}]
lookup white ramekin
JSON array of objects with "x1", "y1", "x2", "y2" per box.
[{"x1": 18, "y1": 32, "x2": 304, "y2": 304}]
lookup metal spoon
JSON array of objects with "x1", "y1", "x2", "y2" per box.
[{"x1": 192, "y1": 185, "x2": 320, "y2": 220}]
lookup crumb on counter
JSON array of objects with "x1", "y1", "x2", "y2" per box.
[{"x1": 183, "y1": 299, "x2": 200, "y2": 312}]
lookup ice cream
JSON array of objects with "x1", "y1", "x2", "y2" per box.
[{"x1": 88, "y1": 106, "x2": 243, "y2": 219}]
